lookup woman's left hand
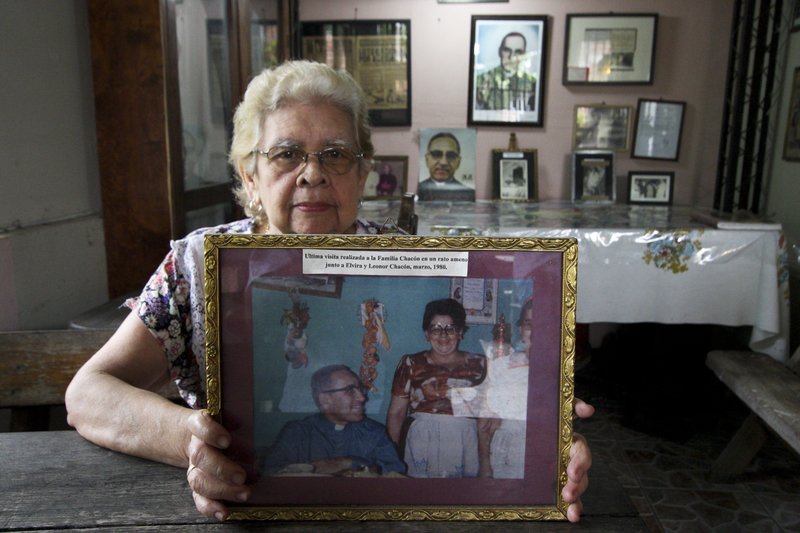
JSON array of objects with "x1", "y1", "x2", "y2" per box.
[{"x1": 562, "y1": 398, "x2": 595, "y2": 523}]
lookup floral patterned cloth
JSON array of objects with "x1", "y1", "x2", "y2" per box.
[{"x1": 129, "y1": 218, "x2": 396, "y2": 409}]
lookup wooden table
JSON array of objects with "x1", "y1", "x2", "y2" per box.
[{"x1": 0, "y1": 431, "x2": 645, "y2": 532}]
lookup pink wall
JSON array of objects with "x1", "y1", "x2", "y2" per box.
[{"x1": 300, "y1": 0, "x2": 733, "y2": 206}]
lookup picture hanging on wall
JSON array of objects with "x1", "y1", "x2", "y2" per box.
[
  {"x1": 204, "y1": 233, "x2": 579, "y2": 521},
  {"x1": 363, "y1": 156, "x2": 409, "y2": 200},
  {"x1": 572, "y1": 150, "x2": 615, "y2": 203},
  {"x1": 631, "y1": 99, "x2": 686, "y2": 161},
  {"x1": 627, "y1": 171, "x2": 674, "y2": 206},
  {"x1": 783, "y1": 67, "x2": 800, "y2": 161},
  {"x1": 572, "y1": 104, "x2": 631, "y2": 152},
  {"x1": 467, "y1": 15, "x2": 549, "y2": 127},
  {"x1": 562, "y1": 13, "x2": 658, "y2": 85},
  {"x1": 300, "y1": 20, "x2": 411, "y2": 126},
  {"x1": 491, "y1": 148, "x2": 538, "y2": 201}
]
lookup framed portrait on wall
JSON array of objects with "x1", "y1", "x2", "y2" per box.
[
  {"x1": 363, "y1": 156, "x2": 409, "y2": 200},
  {"x1": 562, "y1": 13, "x2": 658, "y2": 85},
  {"x1": 783, "y1": 67, "x2": 800, "y2": 161},
  {"x1": 572, "y1": 104, "x2": 631, "y2": 152},
  {"x1": 204, "y1": 234, "x2": 578, "y2": 521},
  {"x1": 300, "y1": 20, "x2": 411, "y2": 126},
  {"x1": 468, "y1": 15, "x2": 548, "y2": 127},
  {"x1": 572, "y1": 151, "x2": 615, "y2": 203},
  {"x1": 491, "y1": 148, "x2": 538, "y2": 201},
  {"x1": 631, "y1": 99, "x2": 686, "y2": 161},
  {"x1": 627, "y1": 171, "x2": 674, "y2": 205},
  {"x1": 418, "y1": 128, "x2": 477, "y2": 201}
]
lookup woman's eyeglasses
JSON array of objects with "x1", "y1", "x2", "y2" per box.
[
  {"x1": 427, "y1": 150, "x2": 460, "y2": 161},
  {"x1": 427, "y1": 324, "x2": 461, "y2": 337},
  {"x1": 322, "y1": 383, "x2": 368, "y2": 396},
  {"x1": 253, "y1": 145, "x2": 365, "y2": 175}
]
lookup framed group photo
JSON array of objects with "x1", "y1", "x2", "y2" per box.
[
  {"x1": 627, "y1": 171, "x2": 674, "y2": 205},
  {"x1": 363, "y1": 155, "x2": 409, "y2": 200},
  {"x1": 573, "y1": 104, "x2": 631, "y2": 152},
  {"x1": 204, "y1": 234, "x2": 579, "y2": 521},
  {"x1": 563, "y1": 13, "x2": 658, "y2": 85},
  {"x1": 468, "y1": 15, "x2": 548, "y2": 127},
  {"x1": 572, "y1": 151, "x2": 615, "y2": 203},
  {"x1": 491, "y1": 148, "x2": 538, "y2": 201},
  {"x1": 631, "y1": 99, "x2": 686, "y2": 161},
  {"x1": 300, "y1": 20, "x2": 411, "y2": 126}
]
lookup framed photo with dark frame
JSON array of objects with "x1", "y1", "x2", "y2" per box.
[
  {"x1": 300, "y1": 20, "x2": 411, "y2": 127},
  {"x1": 562, "y1": 13, "x2": 658, "y2": 85},
  {"x1": 573, "y1": 104, "x2": 631, "y2": 152},
  {"x1": 631, "y1": 99, "x2": 686, "y2": 161},
  {"x1": 627, "y1": 171, "x2": 674, "y2": 205},
  {"x1": 492, "y1": 148, "x2": 538, "y2": 200},
  {"x1": 363, "y1": 155, "x2": 409, "y2": 200},
  {"x1": 783, "y1": 67, "x2": 800, "y2": 161},
  {"x1": 572, "y1": 151, "x2": 615, "y2": 203},
  {"x1": 204, "y1": 234, "x2": 578, "y2": 521},
  {"x1": 468, "y1": 15, "x2": 548, "y2": 127}
]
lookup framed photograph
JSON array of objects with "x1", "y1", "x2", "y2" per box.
[
  {"x1": 300, "y1": 20, "x2": 411, "y2": 127},
  {"x1": 450, "y1": 278, "x2": 499, "y2": 324},
  {"x1": 468, "y1": 15, "x2": 548, "y2": 127},
  {"x1": 573, "y1": 104, "x2": 631, "y2": 151},
  {"x1": 204, "y1": 234, "x2": 578, "y2": 521},
  {"x1": 631, "y1": 99, "x2": 686, "y2": 161},
  {"x1": 491, "y1": 149, "x2": 538, "y2": 200},
  {"x1": 572, "y1": 151, "x2": 615, "y2": 203},
  {"x1": 627, "y1": 171, "x2": 674, "y2": 205},
  {"x1": 783, "y1": 67, "x2": 800, "y2": 161},
  {"x1": 418, "y1": 128, "x2": 477, "y2": 201},
  {"x1": 562, "y1": 13, "x2": 658, "y2": 85},
  {"x1": 363, "y1": 156, "x2": 409, "y2": 200}
]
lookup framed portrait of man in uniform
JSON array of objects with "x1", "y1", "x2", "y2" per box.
[{"x1": 468, "y1": 15, "x2": 549, "y2": 127}]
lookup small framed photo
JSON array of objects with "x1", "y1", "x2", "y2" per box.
[
  {"x1": 418, "y1": 128, "x2": 477, "y2": 202},
  {"x1": 631, "y1": 99, "x2": 686, "y2": 161},
  {"x1": 783, "y1": 67, "x2": 800, "y2": 161},
  {"x1": 363, "y1": 156, "x2": 409, "y2": 200},
  {"x1": 491, "y1": 149, "x2": 538, "y2": 201},
  {"x1": 627, "y1": 171, "x2": 674, "y2": 205},
  {"x1": 573, "y1": 104, "x2": 631, "y2": 151},
  {"x1": 572, "y1": 151, "x2": 615, "y2": 203},
  {"x1": 563, "y1": 13, "x2": 658, "y2": 85},
  {"x1": 468, "y1": 15, "x2": 548, "y2": 127},
  {"x1": 204, "y1": 234, "x2": 578, "y2": 521},
  {"x1": 300, "y1": 20, "x2": 411, "y2": 127}
]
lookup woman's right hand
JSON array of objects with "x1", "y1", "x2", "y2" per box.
[{"x1": 185, "y1": 410, "x2": 250, "y2": 521}]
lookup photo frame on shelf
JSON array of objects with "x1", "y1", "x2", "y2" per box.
[
  {"x1": 300, "y1": 20, "x2": 411, "y2": 127},
  {"x1": 491, "y1": 148, "x2": 538, "y2": 201},
  {"x1": 631, "y1": 98, "x2": 686, "y2": 161},
  {"x1": 627, "y1": 171, "x2": 674, "y2": 206},
  {"x1": 467, "y1": 15, "x2": 548, "y2": 127},
  {"x1": 573, "y1": 104, "x2": 631, "y2": 152},
  {"x1": 562, "y1": 13, "x2": 658, "y2": 85},
  {"x1": 363, "y1": 155, "x2": 409, "y2": 200},
  {"x1": 572, "y1": 151, "x2": 615, "y2": 203},
  {"x1": 204, "y1": 234, "x2": 578, "y2": 521},
  {"x1": 783, "y1": 67, "x2": 800, "y2": 161}
]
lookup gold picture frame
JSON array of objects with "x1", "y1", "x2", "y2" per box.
[{"x1": 204, "y1": 234, "x2": 578, "y2": 521}]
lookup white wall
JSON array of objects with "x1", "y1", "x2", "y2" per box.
[
  {"x1": 300, "y1": 0, "x2": 733, "y2": 206},
  {"x1": 0, "y1": 0, "x2": 107, "y2": 329}
]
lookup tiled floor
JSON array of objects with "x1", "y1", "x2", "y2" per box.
[{"x1": 575, "y1": 346, "x2": 800, "y2": 532}]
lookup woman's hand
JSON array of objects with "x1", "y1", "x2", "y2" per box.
[
  {"x1": 562, "y1": 398, "x2": 595, "y2": 523},
  {"x1": 185, "y1": 410, "x2": 250, "y2": 521}
]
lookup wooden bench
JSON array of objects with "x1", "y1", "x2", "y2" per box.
[
  {"x1": 0, "y1": 329, "x2": 178, "y2": 431},
  {"x1": 705, "y1": 349, "x2": 800, "y2": 481}
]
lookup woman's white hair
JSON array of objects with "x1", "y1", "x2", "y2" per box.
[{"x1": 228, "y1": 60, "x2": 374, "y2": 216}]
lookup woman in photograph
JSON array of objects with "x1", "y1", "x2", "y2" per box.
[{"x1": 386, "y1": 298, "x2": 487, "y2": 478}]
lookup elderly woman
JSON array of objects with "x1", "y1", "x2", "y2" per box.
[
  {"x1": 66, "y1": 61, "x2": 593, "y2": 522},
  {"x1": 386, "y1": 298, "x2": 487, "y2": 478}
]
